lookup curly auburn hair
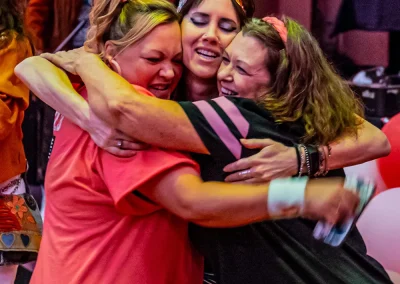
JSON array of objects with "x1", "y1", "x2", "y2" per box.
[{"x1": 242, "y1": 17, "x2": 364, "y2": 145}]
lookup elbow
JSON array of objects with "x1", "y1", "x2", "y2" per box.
[
  {"x1": 14, "y1": 56, "x2": 40, "y2": 80},
  {"x1": 173, "y1": 191, "x2": 210, "y2": 223},
  {"x1": 379, "y1": 134, "x2": 391, "y2": 157},
  {"x1": 370, "y1": 131, "x2": 391, "y2": 158}
]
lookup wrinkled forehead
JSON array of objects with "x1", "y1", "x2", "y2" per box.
[
  {"x1": 227, "y1": 32, "x2": 268, "y2": 66},
  {"x1": 123, "y1": 22, "x2": 182, "y2": 56}
]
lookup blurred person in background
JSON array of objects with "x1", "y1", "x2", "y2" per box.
[
  {"x1": 0, "y1": 0, "x2": 33, "y2": 283},
  {"x1": 25, "y1": 0, "x2": 92, "y2": 53}
]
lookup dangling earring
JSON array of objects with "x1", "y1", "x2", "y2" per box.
[{"x1": 109, "y1": 59, "x2": 122, "y2": 75}]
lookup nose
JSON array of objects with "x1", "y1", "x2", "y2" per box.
[
  {"x1": 217, "y1": 62, "x2": 233, "y2": 82},
  {"x1": 159, "y1": 64, "x2": 175, "y2": 81},
  {"x1": 202, "y1": 23, "x2": 219, "y2": 45}
]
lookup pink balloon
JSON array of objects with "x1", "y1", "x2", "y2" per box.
[{"x1": 357, "y1": 188, "x2": 400, "y2": 273}]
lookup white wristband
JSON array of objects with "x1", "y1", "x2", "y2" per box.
[{"x1": 267, "y1": 177, "x2": 309, "y2": 217}]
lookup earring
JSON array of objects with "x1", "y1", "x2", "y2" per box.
[{"x1": 109, "y1": 59, "x2": 122, "y2": 75}]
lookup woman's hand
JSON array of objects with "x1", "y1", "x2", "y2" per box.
[
  {"x1": 40, "y1": 47, "x2": 93, "y2": 75},
  {"x1": 223, "y1": 139, "x2": 298, "y2": 183},
  {"x1": 304, "y1": 178, "x2": 359, "y2": 225},
  {"x1": 85, "y1": 109, "x2": 149, "y2": 157}
]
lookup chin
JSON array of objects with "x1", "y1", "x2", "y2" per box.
[{"x1": 190, "y1": 65, "x2": 218, "y2": 80}]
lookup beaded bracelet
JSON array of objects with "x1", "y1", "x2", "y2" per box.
[
  {"x1": 301, "y1": 145, "x2": 311, "y2": 177},
  {"x1": 297, "y1": 144, "x2": 305, "y2": 177}
]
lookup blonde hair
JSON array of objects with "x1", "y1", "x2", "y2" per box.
[{"x1": 85, "y1": 0, "x2": 180, "y2": 59}]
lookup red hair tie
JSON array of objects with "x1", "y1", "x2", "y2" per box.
[{"x1": 262, "y1": 17, "x2": 288, "y2": 44}]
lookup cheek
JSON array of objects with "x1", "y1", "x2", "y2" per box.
[
  {"x1": 120, "y1": 63, "x2": 154, "y2": 87},
  {"x1": 235, "y1": 77, "x2": 263, "y2": 99},
  {"x1": 181, "y1": 23, "x2": 196, "y2": 53}
]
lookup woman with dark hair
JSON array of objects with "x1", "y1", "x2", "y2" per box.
[{"x1": 0, "y1": 0, "x2": 35, "y2": 283}]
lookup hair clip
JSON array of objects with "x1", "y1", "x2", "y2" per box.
[{"x1": 263, "y1": 16, "x2": 288, "y2": 44}]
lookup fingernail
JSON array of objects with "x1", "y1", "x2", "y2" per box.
[{"x1": 223, "y1": 166, "x2": 231, "y2": 172}]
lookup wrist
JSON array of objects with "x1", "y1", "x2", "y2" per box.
[
  {"x1": 75, "y1": 52, "x2": 99, "y2": 75},
  {"x1": 267, "y1": 177, "x2": 308, "y2": 218},
  {"x1": 77, "y1": 102, "x2": 91, "y2": 132},
  {"x1": 291, "y1": 146, "x2": 300, "y2": 176}
]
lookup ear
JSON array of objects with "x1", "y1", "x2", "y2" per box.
[
  {"x1": 104, "y1": 41, "x2": 122, "y2": 75},
  {"x1": 104, "y1": 41, "x2": 118, "y2": 63}
]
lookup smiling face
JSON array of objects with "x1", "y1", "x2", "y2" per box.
[
  {"x1": 217, "y1": 32, "x2": 271, "y2": 100},
  {"x1": 181, "y1": 0, "x2": 240, "y2": 80},
  {"x1": 106, "y1": 21, "x2": 183, "y2": 99}
]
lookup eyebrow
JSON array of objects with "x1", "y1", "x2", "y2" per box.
[{"x1": 143, "y1": 49, "x2": 164, "y2": 56}]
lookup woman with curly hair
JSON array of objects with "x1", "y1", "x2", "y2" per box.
[{"x1": 0, "y1": 0, "x2": 33, "y2": 283}]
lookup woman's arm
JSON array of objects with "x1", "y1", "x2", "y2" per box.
[
  {"x1": 223, "y1": 119, "x2": 391, "y2": 182},
  {"x1": 15, "y1": 56, "x2": 90, "y2": 129},
  {"x1": 15, "y1": 56, "x2": 143, "y2": 156},
  {"x1": 41, "y1": 51, "x2": 209, "y2": 154},
  {"x1": 327, "y1": 116, "x2": 390, "y2": 169},
  {"x1": 143, "y1": 167, "x2": 358, "y2": 228},
  {"x1": 40, "y1": 51, "x2": 391, "y2": 168}
]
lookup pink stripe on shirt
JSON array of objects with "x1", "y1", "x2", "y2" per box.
[
  {"x1": 212, "y1": 97, "x2": 250, "y2": 138},
  {"x1": 193, "y1": 100, "x2": 243, "y2": 159}
]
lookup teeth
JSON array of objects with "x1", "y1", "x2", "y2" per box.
[
  {"x1": 197, "y1": 49, "x2": 218, "y2": 58},
  {"x1": 221, "y1": 87, "x2": 237, "y2": 96}
]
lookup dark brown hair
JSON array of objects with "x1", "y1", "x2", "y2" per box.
[
  {"x1": 178, "y1": 0, "x2": 255, "y2": 26},
  {"x1": 0, "y1": 0, "x2": 29, "y2": 48},
  {"x1": 0, "y1": 0, "x2": 27, "y2": 34},
  {"x1": 242, "y1": 17, "x2": 364, "y2": 145}
]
